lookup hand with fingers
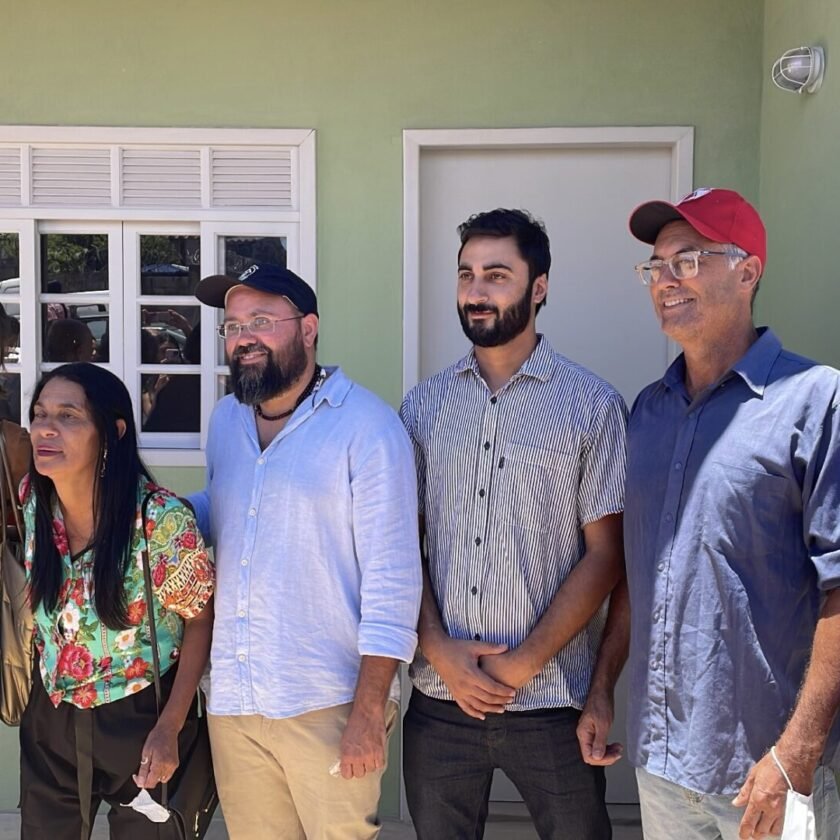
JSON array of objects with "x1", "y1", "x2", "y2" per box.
[
  {"x1": 732, "y1": 747, "x2": 814, "y2": 839},
  {"x1": 425, "y1": 636, "x2": 516, "y2": 719},
  {"x1": 576, "y1": 688, "x2": 623, "y2": 766},
  {"x1": 133, "y1": 721, "x2": 180, "y2": 790},
  {"x1": 339, "y1": 706, "x2": 387, "y2": 780}
]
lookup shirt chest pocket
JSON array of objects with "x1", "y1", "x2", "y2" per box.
[
  {"x1": 493, "y1": 442, "x2": 578, "y2": 530},
  {"x1": 700, "y1": 462, "x2": 794, "y2": 563}
]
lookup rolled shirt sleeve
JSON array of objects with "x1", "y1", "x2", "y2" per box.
[{"x1": 352, "y1": 413, "x2": 422, "y2": 662}]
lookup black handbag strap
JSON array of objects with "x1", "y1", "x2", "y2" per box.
[{"x1": 140, "y1": 490, "x2": 169, "y2": 807}]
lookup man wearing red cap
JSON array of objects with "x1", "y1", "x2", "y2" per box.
[{"x1": 582, "y1": 188, "x2": 840, "y2": 839}]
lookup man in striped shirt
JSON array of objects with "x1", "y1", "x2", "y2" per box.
[{"x1": 400, "y1": 208, "x2": 628, "y2": 839}]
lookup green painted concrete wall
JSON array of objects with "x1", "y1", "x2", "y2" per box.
[
  {"x1": 0, "y1": 0, "x2": 765, "y2": 817},
  {"x1": 758, "y1": 0, "x2": 840, "y2": 367}
]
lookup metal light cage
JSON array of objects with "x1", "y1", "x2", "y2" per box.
[{"x1": 771, "y1": 46, "x2": 826, "y2": 94}]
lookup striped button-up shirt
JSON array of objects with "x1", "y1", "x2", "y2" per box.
[{"x1": 400, "y1": 337, "x2": 627, "y2": 711}]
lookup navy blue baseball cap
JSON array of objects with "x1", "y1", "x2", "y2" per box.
[{"x1": 196, "y1": 264, "x2": 318, "y2": 316}]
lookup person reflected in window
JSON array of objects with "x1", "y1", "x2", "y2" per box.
[
  {"x1": 144, "y1": 326, "x2": 201, "y2": 433},
  {"x1": 44, "y1": 319, "x2": 95, "y2": 363},
  {"x1": 45, "y1": 280, "x2": 69, "y2": 322}
]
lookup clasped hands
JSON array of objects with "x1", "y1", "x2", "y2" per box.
[{"x1": 425, "y1": 635, "x2": 535, "y2": 720}]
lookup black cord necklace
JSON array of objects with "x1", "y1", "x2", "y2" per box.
[{"x1": 255, "y1": 365, "x2": 324, "y2": 422}]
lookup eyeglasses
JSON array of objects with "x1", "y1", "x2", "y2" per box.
[
  {"x1": 216, "y1": 315, "x2": 303, "y2": 339},
  {"x1": 634, "y1": 250, "x2": 742, "y2": 286}
]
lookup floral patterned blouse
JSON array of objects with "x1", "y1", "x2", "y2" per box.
[{"x1": 22, "y1": 477, "x2": 214, "y2": 709}]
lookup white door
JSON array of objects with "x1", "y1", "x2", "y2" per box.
[{"x1": 403, "y1": 127, "x2": 692, "y2": 806}]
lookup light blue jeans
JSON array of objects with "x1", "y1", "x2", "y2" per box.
[{"x1": 636, "y1": 766, "x2": 840, "y2": 840}]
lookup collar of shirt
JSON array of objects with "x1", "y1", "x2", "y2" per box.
[
  {"x1": 241, "y1": 365, "x2": 351, "y2": 445},
  {"x1": 453, "y1": 334, "x2": 557, "y2": 389},
  {"x1": 312, "y1": 365, "x2": 351, "y2": 409},
  {"x1": 662, "y1": 327, "x2": 782, "y2": 401}
]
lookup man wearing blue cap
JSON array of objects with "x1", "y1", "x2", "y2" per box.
[{"x1": 188, "y1": 264, "x2": 422, "y2": 839}]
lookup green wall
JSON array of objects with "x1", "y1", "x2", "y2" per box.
[
  {"x1": 758, "y1": 0, "x2": 840, "y2": 367},
  {"x1": 0, "y1": 0, "x2": 766, "y2": 816}
]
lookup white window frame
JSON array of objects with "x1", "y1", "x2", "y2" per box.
[{"x1": 0, "y1": 127, "x2": 317, "y2": 467}]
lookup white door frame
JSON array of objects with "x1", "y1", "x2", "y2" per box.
[
  {"x1": 398, "y1": 125, "x2": 693, "y2": 821},
  {"x1": 402, "y1": 125, "x2": 694, "y2": 394}
]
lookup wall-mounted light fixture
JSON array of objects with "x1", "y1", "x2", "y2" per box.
[{"x1": 771, "y1": 46, "x2": 826, "y2": 94}]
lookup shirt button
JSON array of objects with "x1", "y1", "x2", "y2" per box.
[
  {"x1": 475, "y1": 537, "x2": 482, "y2": 546},
  {"x1": 483, "y1": 441, "x2": 490, "y2": 451},
  {"x1": 238, "y1": 610, "x2": 246, "y2": 618},
  {"x1": 474, "y1": 633, "x2": 481, "y2": 641},
  {"x1": 478, "y1": 488, "x2": 486, "y2": 498},
  {"x1": 674, "y1": 462, "x2": 682, "y2": 471},
  {"x1": 248, "y1": 507, "x2": 256, "y2": 516},
  {"x1": 664, "y1": 513, "x2": 673, "y2": 523},
  {"x1": 652, "y1": 610, "x2": 660, "y2": 622},
  {"x1": 657, "y1": 562, "x2": 665, "y2": 572},
  {"x1": 471, "y1": 586, "x2": 478, "y2": 595},
  {"x1": 490, "y1": 397, "x2": 497, "y2": 404},
  {"x1": 257, "y1": 458, "x2": 265, "y2": 465},
  {"x1": 241, "y1": 558, "x2": 249, "y2": 566},
  {"x1": 238, "y1": 654, "x2": 246, "y2": 662},
  {"x1": 650, "y1": 659, "x2": 659, "y2": 670},
  {"x1": 688, "y1": 411, "x2": 695, "y2": 419}
]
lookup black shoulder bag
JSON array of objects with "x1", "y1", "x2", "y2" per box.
[{"x1": 140, "y1": 492, "x2": 218, "y2": 839}]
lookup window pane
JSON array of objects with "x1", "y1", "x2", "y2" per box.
[
  {"x1": 140, "y1": 306, "x2": 201, "y2": 364},
  {"x1": 0, "y1": 306, "x2": 20, "y2": 366},
  {"x1": 0, "y1": 373, "x2": 20, "y2": 424},
  {"x1": 140, "y1": 235, "x2": 201, "y2": 296},
  {"x1": 216, "y1": 374, "x2": 233, "y2": 399},
  {"x1": 222, "y1": 236, "x2": 287, "y2": 277},
  {"x1": 42, "y1": 304, "x2": 109, "y2": 363},
  {"x1": 41, "y1": 234, "x2": 109, "y2": 293},
  {"x1": 142, "y1": 373, "x2": 200, "y2": 433},
  {"x1": 0, "y1": 233, "x2": 21, "y2": 328},
  {"x1": 0, "y1": 233, "x2": 19, "y2": 282}
]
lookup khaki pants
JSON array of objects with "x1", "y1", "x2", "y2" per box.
[{"x1": 208, "y1": 701, "x2": 398, "y2": 840}]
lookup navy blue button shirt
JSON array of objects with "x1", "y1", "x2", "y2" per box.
[{"x1": 625, "y1": 328, "x2": 840, "y2": 795}]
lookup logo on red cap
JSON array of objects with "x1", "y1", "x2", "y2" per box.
[{"x1": 679, "y1": 187, "x2": 713, "y2": 204}]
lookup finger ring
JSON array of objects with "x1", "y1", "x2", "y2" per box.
[{"x1": 140, "y1": 756, "x2": 150, "y2": 765}]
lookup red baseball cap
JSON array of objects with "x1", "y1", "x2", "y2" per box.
[{"x1": 629, "y1": 187, "x2": 766, "y2": 268}]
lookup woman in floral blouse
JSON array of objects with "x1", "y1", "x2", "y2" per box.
[{"x1": 18, "y1": 362, "x2": 214, "y2": 839}]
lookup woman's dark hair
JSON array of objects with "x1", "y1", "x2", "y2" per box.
[{"x1": 28, "y1": 363, "x2": 152, "y2": 629}]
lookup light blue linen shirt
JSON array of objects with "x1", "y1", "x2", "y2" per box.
[{"x1": 190, "y1": 366, "x2": 422, "y2": 718}]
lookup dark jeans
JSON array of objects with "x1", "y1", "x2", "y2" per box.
[
  {"x1": 403, "y1": 689, "x2": 611, "y2": 840},
  {"x1": 20, "y1": 665, "x2": 198, "y2": 840}
]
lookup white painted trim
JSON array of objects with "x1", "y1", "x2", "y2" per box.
[
  {"x1": 142, "y1": 448, "x2": 207, "y2": 468},
  {"x1": 0, "y1": 208, "x2": 304, "y2": 222},
  {"x1": 0, "y1": 126, "x2": 313, "y2": 146},
  {"x1": 403, "y1": 126, "x2": 693, "y2": 149},
  {"x1": 402, "y1": 133, "x2": 422, "y2": 399},
  {"x1": 401, "y1": 126, "x2": 693, "y2": 394},
  {"x1": 298, "y1": 131, "x2": 317, "y2": 285}
]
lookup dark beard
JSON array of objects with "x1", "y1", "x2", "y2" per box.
[
  {"x1": 457, "y1": 283, "x2": 533, "y2": 347},
  {"x1": 229, "y1": 334, "x2": 308, "y2": 406}
]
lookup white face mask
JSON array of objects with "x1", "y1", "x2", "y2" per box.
[
  {"x1": 121, "y1": 788, "x2": 171, "y2": 823},
  {"x1": 772, "y1": 747, "x2": 817, "y2": 839}
]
